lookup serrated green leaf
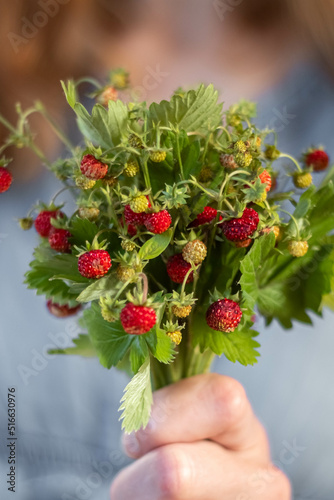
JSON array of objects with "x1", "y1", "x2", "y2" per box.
[
  {"x1": 146, "y1": 327, "x2": 175, "y2": 364},
  {"x1": 25, "y1": 250, "x2": 84, "y2": 306},
  {"x1": 69, "y1": 217, "x2": 99, "y2": 247},
  {"x1": 182, "y1": 141, "x2": 202, "y2": 179},
  {"x1": 138, "y1": 229, "x2": 172, "y2": 260},
  {"x1": 76, "y1": 273, "x2": 117, "y2": 303},
  {"x1": 61, "y1": 80, "x2": 77, "y2": 109},
  {"x1": 83, "y1": 305, "x2": 133, "y2": 369},
  {"x1": 149, "y1": 84, "x2": 222, "y2": 133},
  {"x1": 70, "y1": 100, "x2": 128, "y2": 149},
  {"x1": 119, "y1": 357, "x2": 153, "y2": 433},
  {"x1": 191, "y1": 309, "x2": 260, "y2": 366},
  {"x1": 48, "y1": 334, "x2": 96, "y2": 358},
  {"x1": 239, "y1": 233, "x2": 276, "y2": 309}
]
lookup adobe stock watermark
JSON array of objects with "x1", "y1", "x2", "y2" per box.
[
  {"x1": 268, "y1": 106, "x2": 296, "y2": 133},
  {"x1": 122, "y1": 64, "x2": 170, "y2": 103},
  {"x1": 7, "y1": 0, "x2": 71, "y2": 54},
  {"x1": 17, "y1": 318, "x2": 81, "y2": 386},
  {"x1": 212, "y1": 0, "x2": 244, "y2": 21},
  {"x1": 236, "y1": 438, "x2": 306, "y2": 499},
  {"x1": 60, "y1": 449, "x2": 127, "y2": 500}
]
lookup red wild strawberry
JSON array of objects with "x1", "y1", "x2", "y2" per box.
[
  {"x1": 34, "y1": 210, "x2": 64, "y2": 237},
  {"x1": 80, "y1": 154, "x2": 108, "y2": 180},
  {"x1": 167, "y1": 254, "x2": 194, "y2": 284},
  {"x1": 48, "y1": 228, "x2": 72, "y2": 253},
  {"x1": 206, "y1": 299, "x2": 242, "y2": 333},
  {"x1": 124, "y1": 205, "x2": 146, "y2": 226},
  {"x1": 259, "y1": 169, "x2": 272, "y2": 192},
  {"x1": 305, "y1": 149, "x2": 329, "y2": 171},
  {"x1": 124, "y1": 197, "x2": 151, "y2": 226},
  {"x1": 78, "y1": 249, "x2": 112, "y2": 279},
  {"x1": 0, "y1": 167, "x2": 12, "y2": 193},
  {"x1": 144, "y1": 210, "x2": 172, "y2": 234},
  {"x1": 189, "y1": 206, "x2": 217, "y2": 228},
  {"x1": 221, "y1": 208, "x2": 259, "y2": 242},
  {"x1": 120, "y1": 303, "x2": 157, "y2": 335},
  {"x1": 46, "y1": 300, "x2": 81, "y2": 318}
]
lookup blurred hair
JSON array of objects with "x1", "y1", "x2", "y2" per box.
[{"x1": 288, "y1": 0, "x2": 334, "y2": 74}]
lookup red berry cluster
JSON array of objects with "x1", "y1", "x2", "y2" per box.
[{"x1": 221, "y1": 208, "x2": 259, "y2": 242}]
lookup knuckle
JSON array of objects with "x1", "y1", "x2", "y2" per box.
[
  {"x1": 154, "y1": 445, "x2": 193, "y2": 499},
  {"x1": 207, "y1": 374, "x2": 248, "y2": 423}
]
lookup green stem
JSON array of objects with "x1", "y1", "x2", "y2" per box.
[
  {"x1": 140, "y1": 158, "x2": 153, "y2": 205},
  {"x1": 175, "y1": 133, "x2": 184, "y2": 180},
  {"x1": 34, "y1": 101, "x2": 76, "y2": 154},
  {"x1": 279, "y1": 153, "x2": 302, "y2": 172},
  {"x1": 279, "y1": 209, "x2": 301, "y2": 240}
]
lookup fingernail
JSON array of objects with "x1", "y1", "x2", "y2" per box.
[{"x1": 122, "y1": 432, "x2": 141, "y2": 457}]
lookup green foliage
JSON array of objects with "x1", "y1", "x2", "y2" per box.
[
  {"x1": 83, "y1": 305, "x2": 133, "y2": 369},
  {"x1": 25, "y1": 247, "x2": 85, "y2": 307},
  {"x1": 191, "y1": 308, "x2": 260, "y2": 366},
  {"x1": 62, "y1": 81, "x2": 128, "y2": 148},
  {"x1": 119, "y1": 357, "x2": 153, "y2": 433},
  {"x1": 138, "y1": 229, "x2": 172, "y2": 260},
  {"x1": 76, "y1": 274, "x2": 117, "y2": 303},
  {"x1": 148, "y1": 84, "x2": 222, "y2": 133},
  {"x1": 48, "y1": 334, "x2": 96, "y2": 358}
]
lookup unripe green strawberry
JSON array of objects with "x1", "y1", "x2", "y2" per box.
[
  {"x1": 75, "y1": 175, "x2": 96, "y2": 190},
  {"x1": 124, "y1": 159, "x2": 139, "y2": 177},
  {"x1": 149, "y1": 150, "x2": 167, "y2": 163},
  {"x1": 293, "y1": 172, "x2": 312, "y2": 189},
  {"x1": 19, "y1": 217, "x2": 33, "y2": 230},
  {"x1": 116, "y1": 264, "x2": 136, "y2": 283},
  {"x1": 235, "y1": 152, "x2": 253, "y2": 168},
  {"x1": 121, "y1": 240, "x2": 136, "y2": 252},
  {"x1": 128, "y1": 134, "x2": 144, "y2": 149},
  {"x1": 104, "y1": 176, "x2": 117, "y2": 187},
  {"x1": 234, "y1": 140, "x2": 247, "y2": 153},
  {"x1": 78, "y1": 207, "x2": 100, "y2": 221},
  {"x1": 171, "y1": 304, "x2": 192, "y2": 318},
  {"x1": 288, "y1": 240, "x2": 308, "y2": 257},
  {"x1": 198, "y1": 165, "x2": 213, "y2": 182},
  {"x1": 130, "y1": 195, "x2": 150, "y2": 214},
  {"x1": 182, "y1": 240, "x2": 207, "y2": 265},
  {"x1": 167, "y1": 331, "x2": 182, "y2": 345},
  {"x1": 101, "y1": 306, "x2": 118, "y2": 323},
  {"x1": 265, "y1": 145, "x2": 280, "y2": 160}
]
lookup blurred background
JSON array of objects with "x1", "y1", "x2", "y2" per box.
[
  {"x1": 2, "y1": 1, "x2": 334, "y2": 499},
  {"x1": 1, "y1": 0, "x2": 334, "y2": 179}
]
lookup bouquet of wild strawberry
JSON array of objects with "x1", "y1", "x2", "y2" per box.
[{"x1": 2, "y1": 69, "x2": 334, "y2": 432}]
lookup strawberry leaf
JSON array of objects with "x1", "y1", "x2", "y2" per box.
[
  {"x1": 83, "y1": 304, "x2": 133, "y2": 368},
  {"x1": 191, "y1": 308, "x2": 260, "y2": 366},
  {"x1": 119, "y1": 357, "x2": 153, "y2": 433},
  {"x1": 48, "y1": 334, "x2": 96, "y2": 358},
  {"x1": 148, "y1": 84, "x2": 222, "y2": 133},
  {"x1": 138, "y1": 229, "x2": 172, "y2": 260},
  {"x1": 25, "y1": 248, "x2": 85, "y2": 306}
]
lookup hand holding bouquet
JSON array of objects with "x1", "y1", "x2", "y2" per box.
[{"x1": 1, "y1": 70, "x2": 334, "y2": 434}]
